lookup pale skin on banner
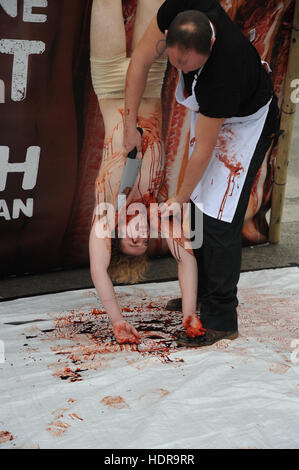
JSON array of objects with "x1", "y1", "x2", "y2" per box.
[{"x1": 89, "y1": 0, "x2": 202, "y2": 345}]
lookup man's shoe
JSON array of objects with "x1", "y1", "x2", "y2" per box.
[
  {"x1": 166, "y1": 297, "x2": 201, "y2": 311},
  {"x1": 165, "y1": 298, "x2": 182, "y2": 311},
  {"x1": 176, "y1": 328, "x2": 238, "y2": 347}
]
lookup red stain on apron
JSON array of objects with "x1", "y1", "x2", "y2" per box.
[
  {"x1": 215, "y1": 130, "x2": 244, "y2": 220},
  {"x1": 175, "y1": 69, "x2": 271, "y2": 223}
]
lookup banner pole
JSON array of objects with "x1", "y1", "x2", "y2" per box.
[{"x1": 269, "y1": 0, "x2": 299, "y2": 243}]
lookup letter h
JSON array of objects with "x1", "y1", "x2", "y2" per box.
[{"x1": 0, "y1": 146, "x2": 40, "y2": 191}]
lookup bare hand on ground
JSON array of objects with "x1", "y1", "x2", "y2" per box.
[{"x1": 113, "y1": 319, "x2": 140, "y2": 344}]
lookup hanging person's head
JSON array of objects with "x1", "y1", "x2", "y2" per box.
[
  {"x1": 165, "y1": 10, "x2": 216, "y2": 74},
  {"x1": 108, "y1": 204, "x2": 150, "y2": 284}
]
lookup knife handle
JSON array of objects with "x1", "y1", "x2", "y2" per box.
[{"x1": 127, "y1": 127, "x2": 143, "y2": 159}]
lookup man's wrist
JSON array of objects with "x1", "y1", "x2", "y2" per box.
[
  {"x1": 177, "y1": 191, "x2": 191, "y2": 206},
  {"x1": 124, "y1": 117, "x2": 137, "y2": 131}
]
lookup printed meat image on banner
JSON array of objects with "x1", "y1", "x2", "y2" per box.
[{"x1": 0, "y1": 0, "x2": 296, "y2": 276}]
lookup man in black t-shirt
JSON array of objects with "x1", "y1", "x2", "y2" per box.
[
  {"x1": 157, "y1": 0, "x2": 274, "y2": 117},
  {"x1": 123, "y1": 0, "x2": 279, "y2": 347}
]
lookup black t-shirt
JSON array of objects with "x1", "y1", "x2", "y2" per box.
[{"x1": 157, "y1": 0, "x2": 274, "y2": 118}]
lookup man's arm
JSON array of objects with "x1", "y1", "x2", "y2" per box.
[
  {"x1": 161, "y1": 114, "x2": 225, "y2": 212},
  {"x1": 124, "y1": 16, "x2": 166, "y2": 153}
]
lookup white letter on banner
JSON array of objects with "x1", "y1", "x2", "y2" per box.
[
  {"x1": 0, "y1": 79, "x2": 4, "y2": 103},
  {"x1": 0, "y1": 39, "x2": 45, "y2": 101},
  {"x1": 23, "y1": 0, "x2": 48, "y2": 23},
  {"x1": 0, "y1": 200, "x2": 11, "y2": 220},
  {"x1": 12, "y1": 198, "x2": 34, "y2": 219},
  {"x1": 0, "y1": 0, "x2": 18, "y2": 17},
  {"x1": 0, "y1": 146, "x2": 40, "y2": 191}
]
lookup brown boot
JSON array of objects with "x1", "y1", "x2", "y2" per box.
[
  {"x1": 176, "y1": 328, "x2": 238, "y2": 347},
  {"x1": 165, "y1": 297, "x2": 201, "y2": 311}
]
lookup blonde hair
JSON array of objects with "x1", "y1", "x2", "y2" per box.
[{"x1": 108, "y1": 237, "x2": 149, "y2": 284}]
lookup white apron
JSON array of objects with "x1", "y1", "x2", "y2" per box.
[{"x1": 175, "y1": 69, "x2": 271, "y2": 222}]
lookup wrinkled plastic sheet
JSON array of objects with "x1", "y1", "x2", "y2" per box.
[{"x1": 0, "y1": 267, "x2": 298, "y2": 449}]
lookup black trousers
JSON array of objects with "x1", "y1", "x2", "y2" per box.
[{"x1": 190, "y1": 96, "x2": 280, "y2": 331}]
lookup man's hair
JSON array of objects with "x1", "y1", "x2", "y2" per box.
[{"x1": 166, "y1": 10, "x2": 213, "y2": 56}]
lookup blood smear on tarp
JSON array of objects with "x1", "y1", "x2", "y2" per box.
[
  {"x1": 39, "y1": 301, "x2": 184, "y2": 382},
  {"x1": 0, "y1": 431, "x2": 14, "y2": 444}
]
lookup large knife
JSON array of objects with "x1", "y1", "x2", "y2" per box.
[{"x1": 115, "y1": 127, "x2": 143, "y2": 212}]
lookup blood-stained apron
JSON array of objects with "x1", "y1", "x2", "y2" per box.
[{"x1": 175, "y1": 69, "x2": 272, "y2": 223}]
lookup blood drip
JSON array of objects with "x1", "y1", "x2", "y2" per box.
[{"x1": 216, "y1": 130, "x2": 244, "y2": 220}]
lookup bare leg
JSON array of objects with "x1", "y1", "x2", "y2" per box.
[
  {"x1": 90, "y1": 0, "x2": 128, "y2": 209},
  {"x1": 90, "y1": 0, "x2": 125, "y2": 58},
  {"x1": 126, "y1": 0, "x2": 167, "y2": 218},
  {"x1": 90, "y1": 0, "x2": 167, "y2": 216},
  {"x1": 90, "y1": 0, "x2": 127, "y2": 127}
]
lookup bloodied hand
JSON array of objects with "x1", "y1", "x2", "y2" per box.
[
  {"x1": 183, "y1": 313, "x2": 206, "y2": 338},
  {"x1": 113, "y1": 319, "x2": 140, "y2": 344}
]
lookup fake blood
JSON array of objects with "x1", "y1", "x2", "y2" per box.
[
  {"x1": 215, "y1": 130, "x2": 244, "y2": 220},
  {"x1": 0, "y1": 431, "x2": 14, "y2": 444},
  {"x1": 183, "y1": 314, "x2": 206, "y2": 338},
  {"x1": 101, "y1": 396, "x2": 130, "y2": 409},
  {"x1": 31, "y1": 302, "x2": 187, "y2": 384}
]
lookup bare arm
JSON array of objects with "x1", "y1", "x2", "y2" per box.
[
  {"x1": 124, "y1": 16, "x2": 166, "y2": 153},
  {"x1": 150, "y1": 201, "x2": 197, "y2": 316},
  {"x1": 165, "y1": 237, "x2": 206, "y2": 337},
  {"x1": 165, "y1": 238, "x2": 198, "y2": 317},
  {"x1": 89, "y1": 224, "x2": 140, "y2": 344},
  {"x1": 89, "y1": 227, "x2": 122, "y2": 324}
]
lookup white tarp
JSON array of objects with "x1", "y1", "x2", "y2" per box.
[{"x1": 0, "y1": 267, "x2": 298, "y2": 449}]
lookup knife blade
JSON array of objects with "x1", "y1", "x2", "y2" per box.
[{"x1": 115, "y1": 127, "x2": 143, "y2": 212}]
